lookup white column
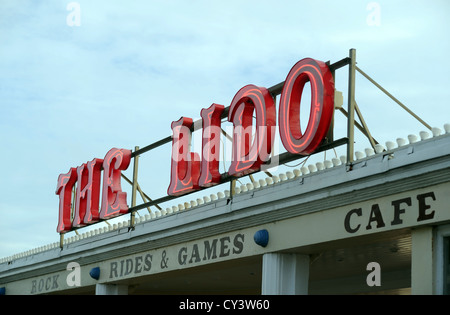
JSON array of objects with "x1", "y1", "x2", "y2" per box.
[
  {"x1": 411, "y1": 227, "x2": 434, "y2": 294},
  {"x1": 261, "y1": 253, "x2": 310, "y2": 295},
  {"x1": 95, "y1": 283, "x2": 128, "y2": 295},
  {"x1": 434, "y1": 224, "x2": 450, "y2": 294}
]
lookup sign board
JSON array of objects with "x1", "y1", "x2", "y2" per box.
[
  {"x1": 9, "y1": 181, "x2": 449, "y2": 294},
  {"x1": 55, "y1": 57, "x2": 335, "y2": 233}
]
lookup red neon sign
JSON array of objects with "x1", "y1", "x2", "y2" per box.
[
  {"x1": 279, "y1": 58, "x2": 334, "y2": 155},
  {"x1": 56, "y1": 167, "x2": 77, "y2": 233},
  {"x1": 168, "y1": 57, "x2": 334, "y2": 197},
  {"x1": 100, "y1": 148, "x2": 132, "y2": 219},
  {"x1": 228, "y1": 85, "x2": 276, "y2": 177},
  {"x1": 56, "y1": 148, "x2": 131, "y2": 233},
  {"x1": 199, "y1": 104, "x2": 225, "y2": 187},
  {"x1": 72, "y1": 158, "x2": 103, "y2": 228},
  {"x1": 167, "y1": 117, "x2": 201, "y2": 196},
  {"x1": 167, "y1": 103, "x2": 228, "y2": 195},
  {"x1": 56, "y1": 57, "x2": 335, "y2": 233}
]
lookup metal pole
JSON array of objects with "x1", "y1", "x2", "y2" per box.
[
  {"x1": 347, "y1": 48, "x2": 356, "y2": 164},
  {"x1": 121, "y1": 173, "x2": 155, "y2": 212},
  {"x1": 354, "y1": 102, "x2": 377, "y2": 150},
  {"x1": 230, "y1": 179, "x2": 236, "y2": 198},
  {"x1": 327, "y1": 63, "x2": 335, "y2": 144},
  {"x1": 130, "y1": 146, "x2": 139, "y2": 229},
  {"x1": 355, "y1": 66, "x2": 432, "y2": 131},
  {"x1": 339, "y1": 108, "x2": 379, "y2": 146}
]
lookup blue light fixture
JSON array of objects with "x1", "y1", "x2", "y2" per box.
[
  {"x1": 89, "y1": 267, "x2": 100, "y2": 280},
  {"x1": 254, "y1": 229, "x2": 269, "y2": 247}
]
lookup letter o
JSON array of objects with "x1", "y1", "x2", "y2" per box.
[{"x1": 278, "y1": 58, "x2": 334, "y2": 155}]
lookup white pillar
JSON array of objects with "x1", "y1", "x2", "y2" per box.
[
  {"x1": 411, "y1": 227, "x2": 434, "y2": 294},
  {"x1": 95, "y1": 283, "x2": 128, "y2": 295},
  {"x1": 261, "y1": 253, "x2": 310, "y2": 295}
]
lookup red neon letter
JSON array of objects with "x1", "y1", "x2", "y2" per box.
[
  {"x1": 228, "y1": 85, "x2": 276, "y2": 177},
  {"x1": 99, "y1": 148, "x2": 131, "y2": 220},
  {"x1": 56, "y1": 167, "x2": 77, "y2": 233},
  {"x1": 72, "y1": 158, "x2": 103, "y2": 227},
  {"x1": 199, "y1": 103, "x2": 224, "y2": 188},
  {"x1": 278, "y1": 58, "x2": 334, "y2": 155},
  {"x1": 167, "y1": 117, "x2": 201, "y2": 196}
]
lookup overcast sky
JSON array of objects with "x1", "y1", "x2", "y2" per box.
[{"x1": 0, "y1": 0, "x2": 449, "y2": 259}]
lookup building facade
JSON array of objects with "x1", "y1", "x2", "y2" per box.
[
  {"x1": 1, "y1": 128, "x2": 449, "y2": 295},
  {"x1": 1, "y1": 50, "x2": 450, "y2": 295}
]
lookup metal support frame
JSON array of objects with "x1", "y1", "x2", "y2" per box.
[
  {"x1": 58, "y1": 52, "x2": 352, "y2": 246},
  {"x1": 354, "y1": 101, "x2": 377, "y2": 149},
  {"x1": 338, "y1": 107, "x2": 379, "y2": 147},
  {"x1": 121, "y1": 174, "x2": 154, "y2": 212},
  {"x1": 347, "y1": 48, "x2": 356, "y2": 165},
  {"x1": 130, "y1": 146, "x2": 139, "y2": 230},
  {"x1": 355, "y1": 65, "x2": 432, "y2": 131},
  {"x1": 58, "y1": 48, "x2": 432, "y2": 247}
]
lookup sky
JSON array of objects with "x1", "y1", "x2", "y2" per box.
[{"x1": 0, "y1": 0, "x2": 449, "y2": 259}]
